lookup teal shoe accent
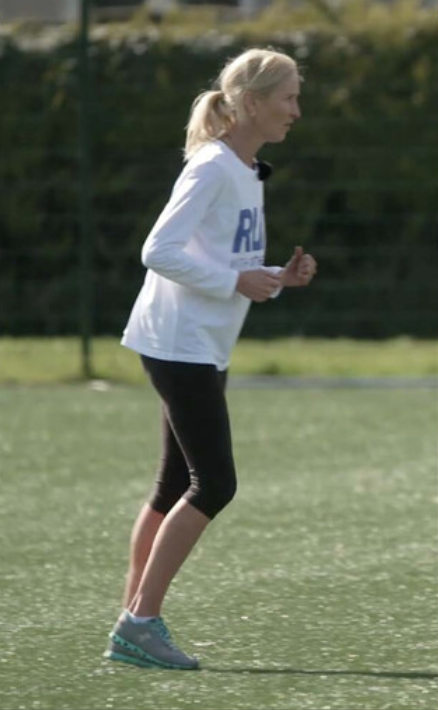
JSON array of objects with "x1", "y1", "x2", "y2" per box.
[
  {"x1": 107, "y1": 631, "x2": 198, "y2": 671},
  {"x1": 103, "y1": 649, "x2": 155, "y2": 669},
  {"x1": 104, "y1": 611, "x2": 199, "y2": 671},
  {"x1": 110, "y1": 631, "x2": 174, "y2": 668}
]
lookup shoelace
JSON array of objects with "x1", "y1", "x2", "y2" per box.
[{"x1": 154, "y1": 617, "x2": 177, "y2": 650}]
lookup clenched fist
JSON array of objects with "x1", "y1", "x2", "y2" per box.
[
  {"x1": 280, "y1": 246, "x2": 317, "y2": 287},
  {"x1": 236, "y1": 269, "x2": 282, "y2": 302}
]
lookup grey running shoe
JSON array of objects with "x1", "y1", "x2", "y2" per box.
[{"x1": 104, "y1": 611, "x2": 199, "y2": 670}]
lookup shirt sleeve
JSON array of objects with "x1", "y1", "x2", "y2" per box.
[{"x1": 141, "y1": 161, "x2": 239, "y2": 300}]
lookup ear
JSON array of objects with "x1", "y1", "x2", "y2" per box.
[{"x1": 243, "y1": 90, "x2": 259, "y2": 118}]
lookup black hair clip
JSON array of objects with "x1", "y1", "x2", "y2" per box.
[{"x1": 255, "y1": 160, "x2": 273, "y2": 181}]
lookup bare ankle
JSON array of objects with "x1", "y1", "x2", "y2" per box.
[{"x1": 130, "y1": 601, "x2": 161, "y2": 617}]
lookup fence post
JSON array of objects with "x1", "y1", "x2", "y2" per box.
[{"x1": 78, "y1": 0, "x2": 93, "y2": 379}]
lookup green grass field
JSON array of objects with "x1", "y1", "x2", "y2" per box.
[
  {"x1": 1, "y1": 336, "x2": 438, "y2": 383},
  {"x1": 1, "y1": 383, "x2": 437, "y2": 710}
]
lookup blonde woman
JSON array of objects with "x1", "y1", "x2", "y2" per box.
[{"x1": 105, "y1": 47, "x2": 317, "y2": 670}]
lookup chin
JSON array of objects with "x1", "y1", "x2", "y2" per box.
[{"x1": 266, "y1": 132, "x2": 288, "y2": 144}]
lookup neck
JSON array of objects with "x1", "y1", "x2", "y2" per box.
[{"x1": 222, "y1": 126, "x2": 264, "y2": 169}]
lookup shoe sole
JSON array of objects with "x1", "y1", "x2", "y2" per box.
[
  {"x1": 105, "y1": 632, "x2": 199, "y2": 671},
  {"x1": 104, "y1": 649, "x2": 157, "y2": 668}
]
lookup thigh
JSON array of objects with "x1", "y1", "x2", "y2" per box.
[
  {"x1": 142, "y1": 357, "x2": 233, "y2": 474},
  {"x1": 159, "y1": 404, "x2": 188, "y2": 472}
]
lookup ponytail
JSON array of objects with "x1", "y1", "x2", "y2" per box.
[{"x1": 184, "y1": 90, "x2": 234, "y2": 161}]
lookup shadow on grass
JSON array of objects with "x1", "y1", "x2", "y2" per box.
[{"x1": 202, "y1": 667, "x2": 438, "y2": 680}]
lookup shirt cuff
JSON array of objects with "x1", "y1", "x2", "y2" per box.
[{"x1": 262, "y1": 266, "x2": 284, "y2": 299}]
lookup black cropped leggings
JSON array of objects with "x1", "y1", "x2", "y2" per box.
[{"x1": 140, "y1": 356, "x2": 237, "y2": 520}]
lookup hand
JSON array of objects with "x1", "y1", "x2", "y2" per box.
[
  {"x1": 236, "y1": 269, "x2": 282, "y2": 302},
  {"x1": 281, "y1": 246, "x2": 317, "y2": 287}
]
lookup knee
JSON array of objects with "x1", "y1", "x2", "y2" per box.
[
  {"x1": 210, "y1": 472, "x2": 237, "y2": 515},
  {"x1": 186, "y1": 461, "x2": 237, "y2": 519}
]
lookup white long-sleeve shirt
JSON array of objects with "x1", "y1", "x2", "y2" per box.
[{"x1": 121, "y1": 139, "x2": 280, "y2": 370}]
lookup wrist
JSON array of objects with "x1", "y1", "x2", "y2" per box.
[{"x1": 278, "y1": 268, "x2": 286, "y2": 287}]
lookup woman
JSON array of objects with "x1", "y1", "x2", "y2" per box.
[{"x1": 105, "y1": 47, "x2": 317, "y2": 670}]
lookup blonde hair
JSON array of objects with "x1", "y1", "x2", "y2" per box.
[{"x1": 184, "y1": 48, "x2": 299, "y2": 161}]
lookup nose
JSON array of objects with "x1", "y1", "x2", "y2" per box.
[{"x1": 292, "y1": 100, "x2": 301, "y2": 120}]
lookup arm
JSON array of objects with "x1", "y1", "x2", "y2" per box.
[{"x1": 142, "y1": 162, "x2": 239, "y2": 300}]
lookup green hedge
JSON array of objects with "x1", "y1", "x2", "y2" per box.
[{"x1": 0, "y1": 22, "x2": 437, "y2": 338}]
